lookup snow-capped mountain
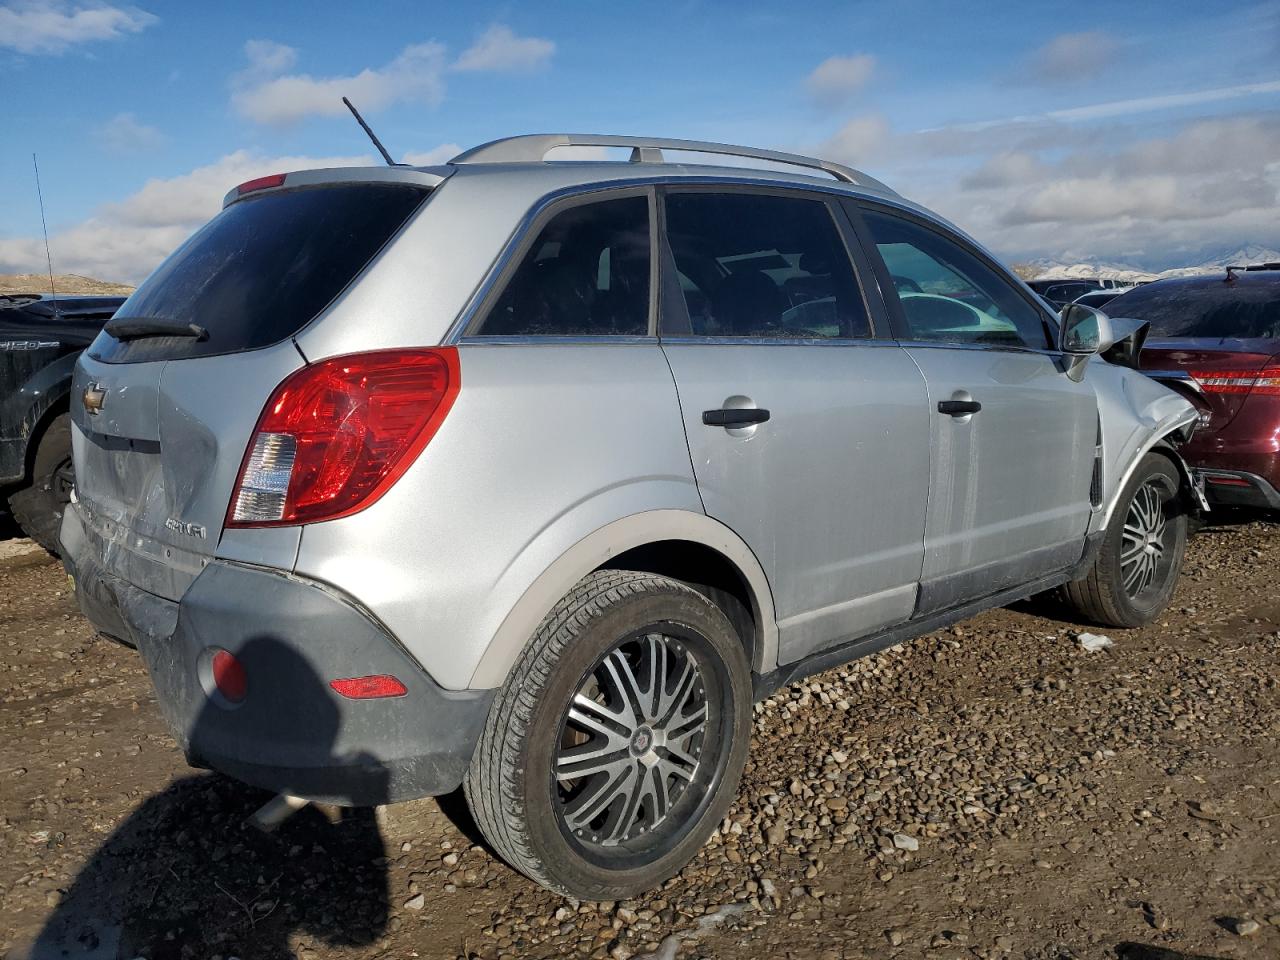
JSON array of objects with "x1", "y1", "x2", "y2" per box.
[
  {"x1": 1028, "y1": 258, "x2": 1156, "y2": 284},
  {"x1": 1029, "y1": 243, "x2": 1280, "y2": 282},
  {"x1": 1155, "y1": 244, "x2": 1280, "y2": 279}
]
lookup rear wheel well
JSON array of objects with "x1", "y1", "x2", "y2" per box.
[
  {"x1": 598, "y1": 541, "x2": 760, "y2": 671},
  {"x1": 24, "y1": 395, "x2": 72, "y2": 477}
]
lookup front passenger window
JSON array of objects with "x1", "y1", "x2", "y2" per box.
[{"x1": 860, "y1": 209, "x2": 1050, "y2": 350}]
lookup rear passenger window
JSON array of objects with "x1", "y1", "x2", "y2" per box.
[
  {"x1": 476, "y1": 196, "x2": 650, "y2": 336},
  {"x1": 859, "y1": 208, "x2": 1051, "y2": 350},
  {"x1": 663, "y1": 193, "x2": 870, "y2": 339}
]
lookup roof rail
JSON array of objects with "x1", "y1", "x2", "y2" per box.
[{"x1": 448, "y1": 134, "x2": 896, "y2": 194}]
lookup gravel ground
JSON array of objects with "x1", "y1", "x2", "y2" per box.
[{"x1": 2, "y1": 517, "x2": 1278, "y2": 960}]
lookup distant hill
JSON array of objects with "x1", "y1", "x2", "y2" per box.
[
  {"x1": 1027, "y1": 259, "x2": 1157, "y2": 285},
  {"x1": 1155, "y1": 244, "x2": 1280, "y2": 279},
  {"x1": 1029, "y1": 243, "x2": 1280, "y2": 283},
  {"x1": 0, "y1": 273, "x2": 134, "y2": 296}
]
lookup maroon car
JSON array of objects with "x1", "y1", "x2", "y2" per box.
[{"x1": 1105, "y1": 265, "x2": 1280, "y2": 511}]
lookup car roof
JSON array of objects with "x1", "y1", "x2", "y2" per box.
[
  {"x1": 1136, "y1": 271, "x2": 1280, "y2": 293},
  {"x1": 224, "y1": 133, "x2": 910, "y2": 212}
]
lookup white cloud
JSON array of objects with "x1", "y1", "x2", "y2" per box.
[
  {"x1": 927, "y1": 80, "x2": 1280, "y2": 135},
  {"x1": 237, "y1": 38, "x2": 297, "y2": 79},
  {"x1": 0, "y1": 150, "x2": 371, "y2": 283},
  {"x1": 819, "y1": 114, "x2": 890, "y2": 161},
  {"x1": 401, "y1": 143, "x2": 462, "y2": 166},
  {"x1": 452, "y1": 24, "x2": 554, "y2": 73},
  {"x1": 0, "y1": 0, "x2": 155, "y2": 53},
  {"x1": 95, "y1": 111, "x2": 165, "y2": 154},
  {"x1": 929, "y1": 114, "x2": 1280, "y2": 265},
  {"x1": 1018, "y1": 31, "x2": 1121, "y2": 85},
  {"x1": 812, "y1": 107, "x2": 1280, "y2": 268},
  {"x1": 960, "y1": 151, "x2": 1048, "y2": 189},
  {"x1": 806, "y1": 54, "x2": 875, "y2": 105},
  {"x1": 233, "y1": 41, "x2": 447, "y2": 125},
  {"x1": 1048, "y1": 79, "x2": 1280, "y2": 122}
]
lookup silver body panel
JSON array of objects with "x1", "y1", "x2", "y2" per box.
[
  {"x1": 661, "y1": 340, "x2": 929, "y2": 663},
  {"x1": 70, "y1": 341, "x2": 305, "y2": 601},
  {"x1": 902, "y1": 345, "x2": 1097, "y2": 594},
  {"x1": 63, "y1": 151, "x2": 1199, "y2": 696},
  {"x1": 292, "y1": 343, "x2": 701, "y2": 691}
]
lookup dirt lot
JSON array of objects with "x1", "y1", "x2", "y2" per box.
[{"x1": 2, "y1": 517, "x2": 1278, "y2": 960}]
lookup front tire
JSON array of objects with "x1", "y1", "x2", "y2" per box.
[
  {"x1": 465, "y1": 570, "x2": 751, "y2": 899},
  {"x1": 1062, "y1": 452, "x2": 1187, "y2": 627},
  {"x1": 7, "y1": 413, "x2": 74, "y2": 556}
]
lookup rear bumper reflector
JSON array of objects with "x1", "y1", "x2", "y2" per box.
[{"x1": 330, "y1": 675, "x2": 409, "y2": 699}]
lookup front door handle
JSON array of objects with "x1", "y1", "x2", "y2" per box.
[
  {"x1": 938, "y1": 399, "x2": 982, "y2": 416},
  {"x1": 703, "y1": 408, "x2": 771, "y2": 427}
]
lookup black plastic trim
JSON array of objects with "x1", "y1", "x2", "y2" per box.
[{"x1": 753, "y1": 530, "x2": 1105, "y2": 700}]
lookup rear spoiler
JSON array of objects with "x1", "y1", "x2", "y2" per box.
[{"x1": 222, "y1": 165, "x2": 451, "y2": 208}]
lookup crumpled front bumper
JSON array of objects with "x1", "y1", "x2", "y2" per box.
[{"x1": 60, "y1": 503, "x2": 494, "y2": 805}]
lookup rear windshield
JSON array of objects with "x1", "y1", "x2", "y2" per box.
[
  {"x1": 90, "y1": 183, "x2": 429, "y2": 362},
  {"x1": 1105, "y1": 279, "x2": 1280, "y2": 339}
]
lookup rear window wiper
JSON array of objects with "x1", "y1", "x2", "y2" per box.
[{"x1": 104, "y1": 317, "x2": 209, "y2": 341}]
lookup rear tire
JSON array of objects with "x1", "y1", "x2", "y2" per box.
[
  {"x1": 1062, "y1": 452, "x2": 1187, "y2": 627},
  {"x1": 8, "y1": 413, "x2": 73, "y2": 557},
  {"x1": 464, "y1": 569, "x2": 751, "y2": 899}
]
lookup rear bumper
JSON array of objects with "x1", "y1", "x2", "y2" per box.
[
  {"x1": 1194, "y1": 468, "x2": 1280, "y2": 510},
  {"x1": 61, "y1": 507, "x2": 494, "y2": 805}
]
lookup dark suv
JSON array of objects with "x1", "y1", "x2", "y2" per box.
[
  {"x1": 1027, "y1": 279, "x2": 1106, "y2": 308},
  {"x1": 1110, "y1": 265, "x2": 1280, "y2": 510},
  {"x1": 1, "y1": 294, "x2": 125, "y2": 551}
]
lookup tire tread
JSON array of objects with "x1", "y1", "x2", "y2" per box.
[{"x1": 464, "y1": 569, "x2": 716, "y2": 897}]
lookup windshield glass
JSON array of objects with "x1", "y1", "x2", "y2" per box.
[
  {"x1": 91, "y1": 183, "x2": 429, "y2": 362},
  {"x1": 1105, "y1": 279, "x2": 1280, "y2": 339}
]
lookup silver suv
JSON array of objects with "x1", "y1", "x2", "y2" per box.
[{"x1": 62, "y1": 135, "x2": 1201, "y2": 899}]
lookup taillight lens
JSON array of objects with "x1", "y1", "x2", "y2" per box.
[
  {"x1": 236, "y1": 172, "x2": 287, "y2": 195},
  {"x1": 228, "y1": 349, "x2": 459, "y2": 527},
  {"x1": 1191, "y1": 364, "x2": 1280, "y2": 397}
]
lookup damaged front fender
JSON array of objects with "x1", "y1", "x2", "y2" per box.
[{"x1": 1091, "y1": 361, "x2": 1203, "y2": 533}]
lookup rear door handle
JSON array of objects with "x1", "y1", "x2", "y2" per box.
[
  {"x1": 937, "y1": 399, "x2": 982, "y2": 416},
  {"x1": 702, "y1": 408, "x2": 771, "y2": 427}
]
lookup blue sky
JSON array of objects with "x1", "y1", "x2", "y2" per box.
[{"x1": 2, "y1": 0, "x2": 1278, "y2": 282}]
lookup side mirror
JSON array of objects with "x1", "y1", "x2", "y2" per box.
[
  {"x1": 1057, "y1": 304, "x2": 1151, "y2": 379},
  {"x1": 1058, "y1": 302, "x2": 1109, "y2": 355}
]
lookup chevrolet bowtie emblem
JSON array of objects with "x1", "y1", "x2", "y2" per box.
[{"x1": 82, "y1": 383, "x2": 106, "y2": 415}]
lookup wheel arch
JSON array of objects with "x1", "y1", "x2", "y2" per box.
[
  {"x1": 468, "y1": 510, "x2": 778, "y2": 688},
  {"x1": 1097, "y1": 411, "x2": 1201, "y2": 530},
  {"x1": 21, "y1": 391, "x2": 72, "y2": 480}
]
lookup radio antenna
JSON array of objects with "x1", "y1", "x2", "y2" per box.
[
  {"x1": 31, "y1": 153, "x2": 60, "y2": 314},
  {"x1": 342, "y1": 97, "x2": 398, "y2": 166}
]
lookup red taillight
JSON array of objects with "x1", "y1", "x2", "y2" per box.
[
  {"x1": 1205, "y1": 474, "x2": 1253, "y2": 487},
  {"x1": 236, "y1": 173, "x2": 287, "y2": 195},
  {"x1": 330, "y1": 675, "x2": 408, "y2": 699},
  {"x1": 212, "y1": 650, "x2": 248, "y2": 703},
  {"x1": 227, "y1": 349, "x2": 460, "y2": 527},
  {"x1": 1191, "y1": 364, "x2": 1280, "y2": 397}
]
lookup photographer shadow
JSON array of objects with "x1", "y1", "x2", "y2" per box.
[{"x1": 24, "y1": 637, "x2": 392, "y2": 960}]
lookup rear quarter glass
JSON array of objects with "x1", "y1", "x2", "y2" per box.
[{"x1": 88, "y1": 183, "x2": 430, "y2": 364}]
